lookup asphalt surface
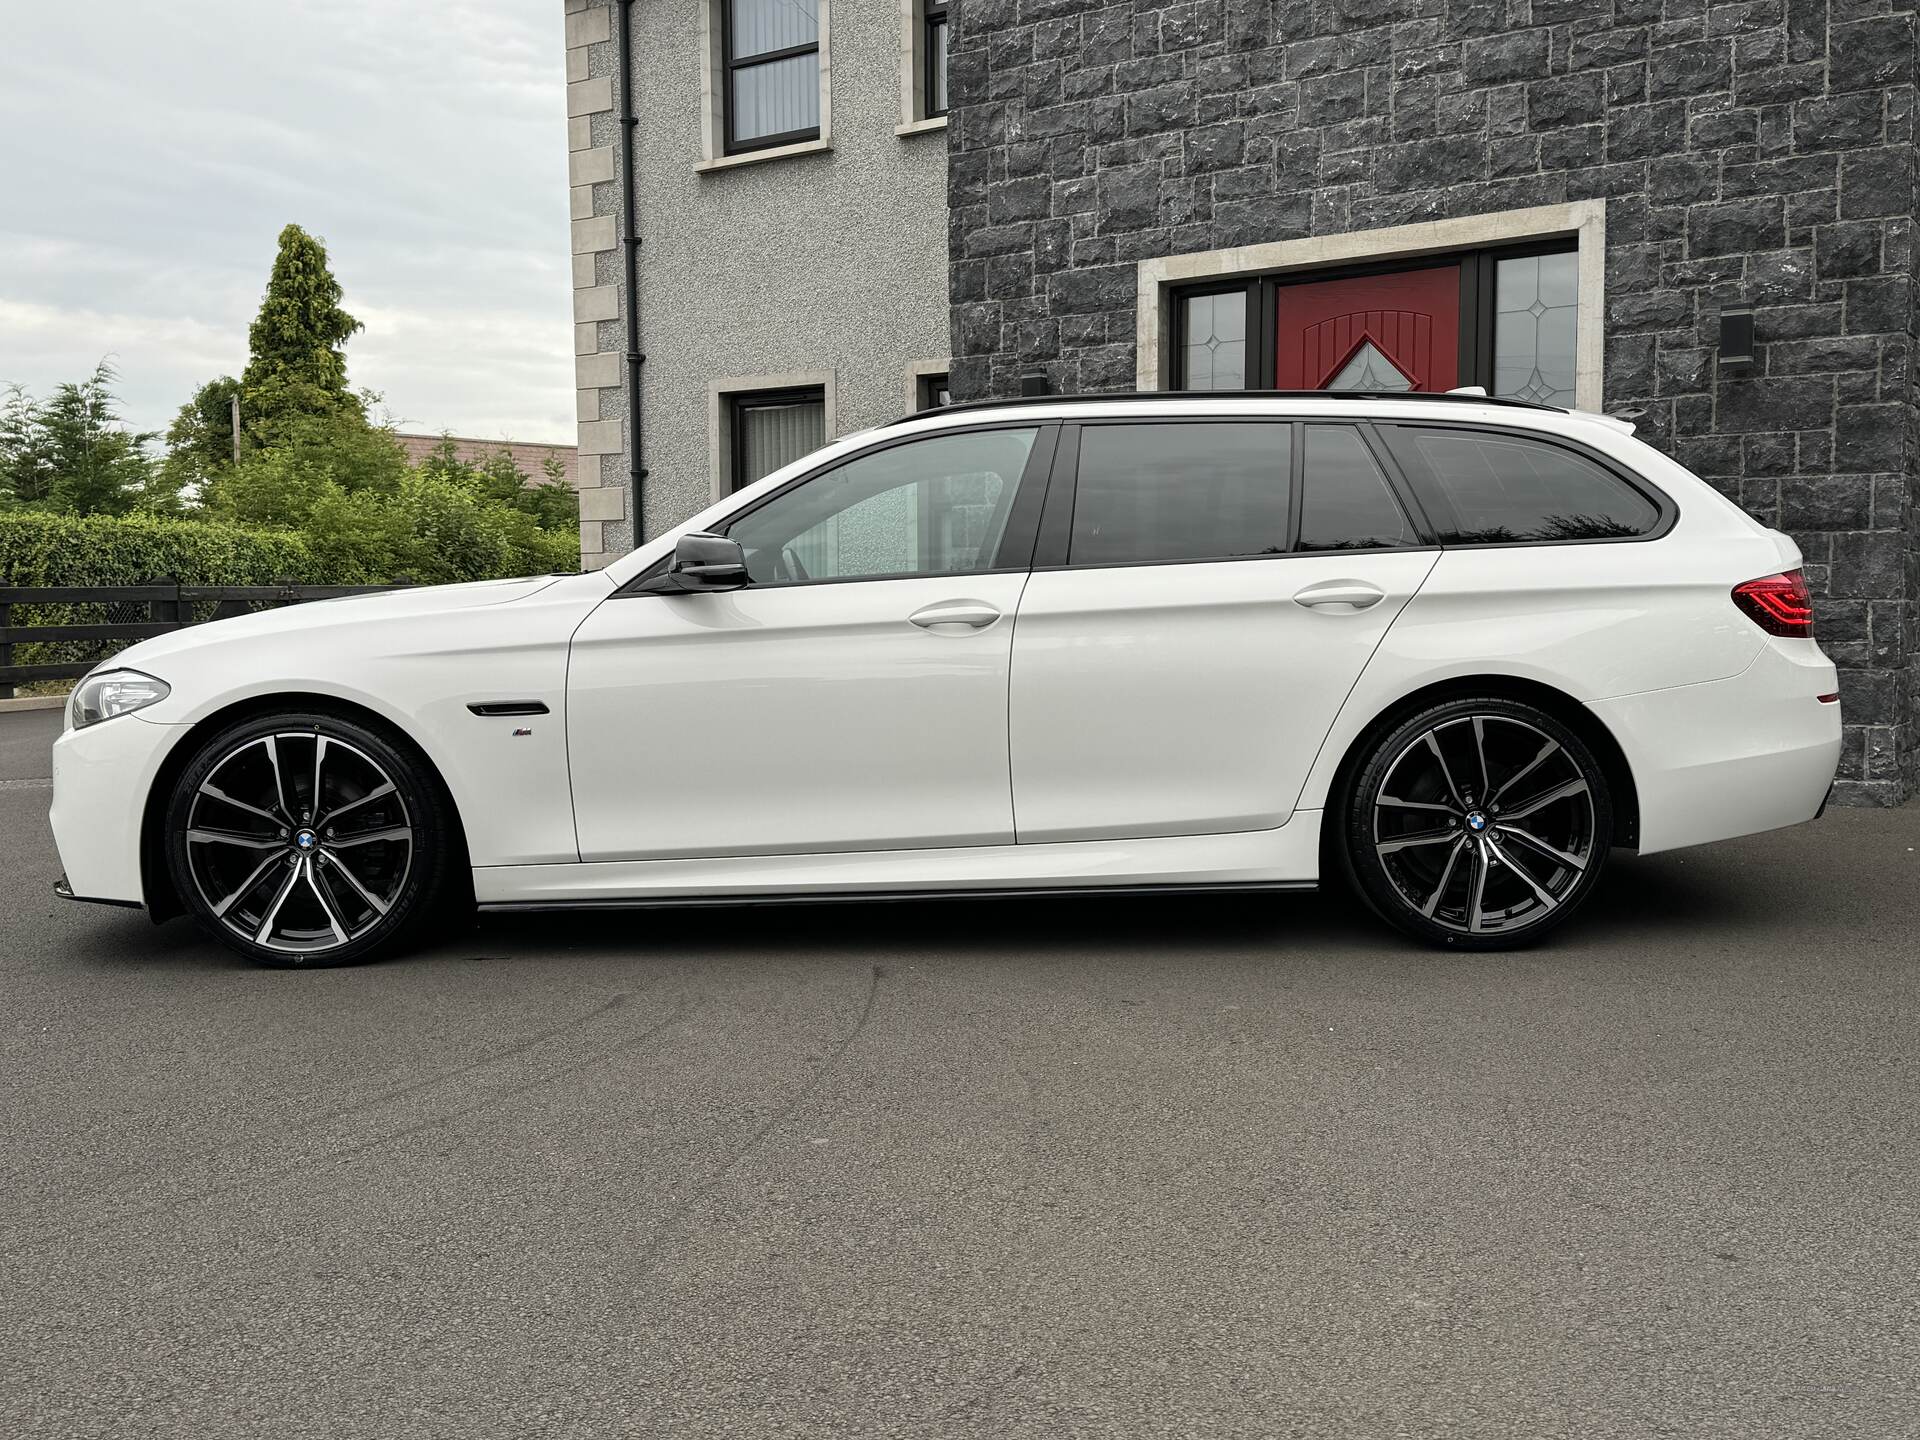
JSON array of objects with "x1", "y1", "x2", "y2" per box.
[{"x1": 3, "y1": 705, "x2": 1918, "y2": 1439}]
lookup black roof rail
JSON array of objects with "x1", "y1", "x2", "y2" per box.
[{"x1": 889, "y1": 389, "x2": 1566, "y2": 427}]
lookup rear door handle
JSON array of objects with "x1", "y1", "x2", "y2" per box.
[
  {"x1": 1293, "y1": 580, "x2": 1386, "y2": 612},
  {"x1": 908, "y1": 600, "x2": 1002, "y2": 631}
]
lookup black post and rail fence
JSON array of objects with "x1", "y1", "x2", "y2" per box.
[{"x1": 0, "y1": 581, "x2": 407, "y2": 700}]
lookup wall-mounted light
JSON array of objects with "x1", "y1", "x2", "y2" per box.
[
  {"x1": 1019, "y1": 369, "x2": 1051, "y2": 397},
  {"x1": 1718, "y1": 307, "x2": 1756, "y2": 371}
]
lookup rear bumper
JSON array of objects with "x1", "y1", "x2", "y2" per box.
[{"x1": 1590, "y1": 639, "x2": 1841, "y2": 856}]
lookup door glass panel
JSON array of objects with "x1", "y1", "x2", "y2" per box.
[
  {"x1": 1180, "y1": 292, "x2": 1247, "y2": 391},
  {"x1": 1383, "y1": 426, "x2": 1659, "y2": 543},
  {"x1": 1494, "y1": 252, "x2": 1579, "y2": 407},
  {"x1": 1070, "y1": 422, "x2": 1290, "y2": 566},
  {"x1": 726, "y1": 427, "x2": 1038, "y2": 584},
  {"x1": 1298, "y1": 426, "x2": 1413, "y2": 551},
  {"x1": 735, "y1": 392, "x2": 825, "y2": 489},
  {"x1": 1324, "y1": 339, "x2": 1414, "y2": 392}
]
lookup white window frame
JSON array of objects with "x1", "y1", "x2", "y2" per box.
[{"x1": 1135, "y1": 200, "x2": 1608, "y2": 413}]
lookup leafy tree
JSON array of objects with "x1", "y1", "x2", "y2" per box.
[
  {"x1": 0, "y1": 363, "x2": 173, "y2": 517},
  {"x1": 161, "y1": 375, "x2": 243, "y2": 495},
  {"x1": 239, "y1": 224, "x2": 363, "y2": 431}
]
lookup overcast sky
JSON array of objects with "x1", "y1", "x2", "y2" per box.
[{"x1": 0, "y1": 0, "x2": 575, "y2": 446}]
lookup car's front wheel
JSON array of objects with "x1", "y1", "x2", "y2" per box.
[
  {"x1": 164, "y1": 711, "x2": 455, "y2": 967},
  {"x1": 1341, "y1": 697, "x2": 1612, "y2": 949}
]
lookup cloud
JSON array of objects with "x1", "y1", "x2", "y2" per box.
[{"x1": 0, "y1": 0, "x2": 575, "y2": 444}]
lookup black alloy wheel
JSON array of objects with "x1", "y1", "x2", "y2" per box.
[
  {"x1": 164, "y1": 711, "x2": 455, "y2": 967},
  {"x1": 1342, "y1": 697, "x2": 1612, "y2": 949}
]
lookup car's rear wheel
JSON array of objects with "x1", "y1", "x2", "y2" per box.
[
  {"x1": 1341, "y1": 697, "x2": 1612, "y2": 949},
  {"x1": 164, "y1": 711, "x2": 454, "y2": 967}
]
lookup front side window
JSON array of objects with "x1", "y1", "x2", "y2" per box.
[
  {"x1": 1298, "y1": 425, "x2": 1412, "y2": 551},
  {"x1": 731, "y1": 387, "x2": 826, "y2": 492},
  {"x1": 1070, "y1": 423, "x2": 1290, "y2": 566},
  {"x1": 1382, "y1": 426, "x2": 1660, "y2": 544},
  {"x1": 924, "y1": 1, "x2": 948, "y2": 117},
  {"x1": 725, "y1": 0, "x2": 821, "y2": 153},
  {"x1": 725, "y1": 427, "x2": 1038, "y2": 584}
]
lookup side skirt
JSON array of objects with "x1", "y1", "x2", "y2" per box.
[
  {"x1": 480, "y1": 880, "x2": 1317, "y2": 914},
  {"x1": 473, "y1": 814, "x2": 1326, "y2": 908}
]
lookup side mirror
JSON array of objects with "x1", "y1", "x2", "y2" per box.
[{"x1": 639, "y1": 531, "x2": 749, "y2": 593}]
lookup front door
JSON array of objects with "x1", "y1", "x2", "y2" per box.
[
  {"x1": 567, "y1": 424, "x2": 1050, "y2": 862},
  {"x1": 1275, "y1": 264, "x2": 1461, "y2": 393}
]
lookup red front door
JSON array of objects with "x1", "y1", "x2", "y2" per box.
[{"x1": 1275, "y1": 265, "x2": 1461, "y2": 393}]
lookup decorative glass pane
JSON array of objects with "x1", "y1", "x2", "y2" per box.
[
  {"x1": 731, "y1": 53, "x2": 819, "y2": 143},
  {"x1": 738, "y1": 394, "x2": 824, "y2": 489},
  {"x1": 929, "y1": 15, "x2": 949, "y2": 115},
  {"x1": 1180, "y1": 292, "x2": 1246, "y2": 391},
  {"x1": 1324, "y1": 340, "x2": 1414, "y2": 392},
  {"x1": 1494, "y1": 252, "x2": 1579, "y2": 407},
  {"x1": 729, "y1": 0, "x2": 817, "y2": 57}
]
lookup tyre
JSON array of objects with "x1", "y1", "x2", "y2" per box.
[
  {"x1": 163, "y1": 711, "x2": 456, "y2": 967},
  {"x1": 1340, "y1": 697, "x2": 1612, "y2": 950}
]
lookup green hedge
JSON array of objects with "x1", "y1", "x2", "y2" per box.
[
  {"x1": 0, "y1": 512, "x2": 324, "y2": 687},
  {"x1": 0, "y1": 510, "x2": 319, "y2": 587}
]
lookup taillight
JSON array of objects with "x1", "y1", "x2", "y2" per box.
[{"x1": 1731, "y1": 570, "x2": 1814, "y2": 637}]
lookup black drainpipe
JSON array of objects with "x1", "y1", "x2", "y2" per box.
[{"x1": 615, "y1": 0, "x2": 645, "y2": 539}]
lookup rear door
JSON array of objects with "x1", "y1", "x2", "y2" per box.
[{"x1": 1008, "y1": 419, "x2": 1439, "y2": 843}]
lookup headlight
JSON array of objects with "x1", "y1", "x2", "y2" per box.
[{"x1": 69, "y1": 669, "x2": 171, "y2": 730}]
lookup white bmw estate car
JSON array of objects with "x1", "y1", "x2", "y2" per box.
[{"x1": 50, "y1": 392, "x2": 1840, "y2": 966}]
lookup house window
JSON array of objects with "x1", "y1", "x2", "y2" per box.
[
  {"x1": 731, "y1": 386, "x2": 826, "y2": 491},
  {"x1": 1172, "y1": 242, "x2": 1579, "y2": 406},
  {"x1": 724, "y1": 0, "x2": 821, "y2": 154},
  {"x1": 916, "y1": 372, "x2": 951, "y2": 410},
  {"x1": 924, "y1": 1, "x2": 948, "y2": 117}
]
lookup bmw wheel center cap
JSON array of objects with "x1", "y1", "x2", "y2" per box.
[{"x1": 1465, "y1": 812, "x2": 1488, "y2": 833}]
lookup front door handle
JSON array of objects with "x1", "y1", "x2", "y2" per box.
[
  {"x1": 908, "y1": 600, "x2": 1002, "y2": 631},
  {"x1": 1293, "y1": 579, "x2": 1387, "y2": 612}
]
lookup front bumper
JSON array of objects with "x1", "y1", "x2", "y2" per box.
[{"x1": 48, "y1": 713, "x2": 190, "y2": 907}]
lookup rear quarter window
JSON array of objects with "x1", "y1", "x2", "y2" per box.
[{"x1": 1381, "y1": 425, "x2": 1663, "y2": 544}]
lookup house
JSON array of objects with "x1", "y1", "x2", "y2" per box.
[
  {"x1": 393, "y1": 433, "x2": 579, "y2": 489},
  {"x1": 559, "y1": 0, "x2": 1919, "y2": 806}
]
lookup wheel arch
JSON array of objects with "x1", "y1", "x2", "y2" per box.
[
  {"x1": 140, "y1": 692, "x2": 474, "y2": 923},
  {"x1": 1317, "y1": 675, "x2": 1641, "y2": 870}
]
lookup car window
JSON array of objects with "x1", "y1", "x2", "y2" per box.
[
  {"x1": 1384, "y1": 426, "x2": 1660, "y2": 544},
  {"x1": 1298, "y1": 425, "x2": 1413, "y2": 551},
  {"x1": 1070, "y1": 422, "x2": 1290, "y2": 566},
  {"x1": 725, "y1": 427, "x2": 1037, "y2": 584}
]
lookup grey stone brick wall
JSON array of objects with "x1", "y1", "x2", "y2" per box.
[{"x1": 945, "y1": 0, "x2": 1919, "y2": 805}]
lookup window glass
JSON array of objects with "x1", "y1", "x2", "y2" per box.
[
  {"x1": 1071, "y1": 423, "x2": 1289, "y2": 566},
  {"x1": 727, "y1": 0, "x2": 820, "y2": 148},
  {"x1": 1494, "y1": 252, "x2": 1578, "y2": 407},
  {"x1": 726, "y1": 428, "x2": 1037, "y2": 584},
  {"x1": 1179, "y1": 292, "x2": 1247, "y2": 391},
  {"x1": 925, "y1": 3, "x2": 948, "y2": 116},
  {"x1": 917, "y1": 373, "x2": 951, "y2": 410},
  {"x1": 1298, "y1": 426, "x2": 1412, "y2": 551},
  {"x1": 734, "y1": 391, "x2": 825, "y2": 491},
  {"x1": 1385, "y1": 427, "x2": 1659, "y2": 544}
]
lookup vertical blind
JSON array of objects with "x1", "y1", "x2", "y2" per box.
[
  {"x1": 728, "y1": 0, "x2": 820, "y2": 146},
  {"x1": 737, "y1": 394, "x2": 825, "y2": 490}
]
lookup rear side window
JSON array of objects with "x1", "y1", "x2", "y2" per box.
[
  {"x1": 1299, "y1": 425, "x2": 1412, "y2": 551},
  {"x1": 1070, "y1": 422, "x2": 1289, "y2": 565},
  {"x1": 1382, "y1": 426, "x2": 1661, "y2": 544}
]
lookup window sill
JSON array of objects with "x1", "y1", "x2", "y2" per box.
[
  {"x1": 895, "y1": 116, "x2": 948, "y2": 137},
  {"x1": 697, "y1": 137, "x2": 833, "y2": 173}
]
